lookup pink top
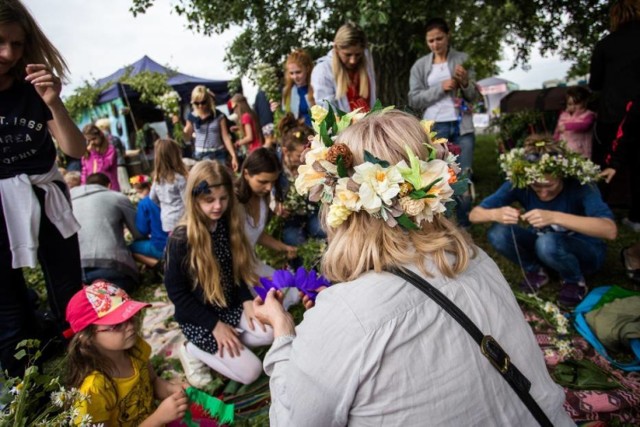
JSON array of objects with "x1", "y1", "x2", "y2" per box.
[
  {"x1": 554, "y1": 109, "x2": 596, "y2": 158},
  {"x1": 80, "y1": 143, "x2": 120, "y2": 191},
  {"x1": 241, "y1": 113, "x2": 262, "y2": 153}
]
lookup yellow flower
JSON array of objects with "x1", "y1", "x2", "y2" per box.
[
  {"x1": 334, "y1": 178, "x2": 362, "y2": 211},
  {"x1": 295, "y1": 163, "x2": 326, "y2": 195},
  {"x1": 311, "y1": 105, "x2": 329, "y2": 124},
  {"x1": 327, "y1": 204, "x2": 352, "y2": 228},
  {"x1": 352, "y1": 163, "x2": 403, "y2": 213},
  {"x1": 420, "y1": 120, "x2": 435, "y2": 135}
]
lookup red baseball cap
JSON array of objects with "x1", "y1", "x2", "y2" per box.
[{"x1": 64, "y1": 280, "x2": 150, "y2": 337}]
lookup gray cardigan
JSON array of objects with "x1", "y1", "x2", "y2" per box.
[
  {"x1": 408, "y1": 48, "x2": 479, "y2": 136},
  {"x1": 71, "y1": 184, "x2": 142, "y2": 279},
  {"x1": 311, "y1": 48, "x2": 377, "y2": 112}
]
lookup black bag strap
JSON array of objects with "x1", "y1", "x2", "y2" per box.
[{"x1": 388, "y1": 267, "x2": 553, "y2": 427}]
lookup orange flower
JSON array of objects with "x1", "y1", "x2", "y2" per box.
[{"x1": 447, "y1": 168, "x2": 457, "y2": 184}]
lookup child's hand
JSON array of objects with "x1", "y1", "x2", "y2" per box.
[
  {"x1": 25, "y1": 64, "x2": 62, "y2": 106},
  {"x1": 152, "y1": 389, "x2": 188, "y2": 424},
  {"x1": 493, "y1": 206, "x2": 521, "y2": 225},
  {"x1": 213, "y1": 322, "x2": 244, "y2": 358}
]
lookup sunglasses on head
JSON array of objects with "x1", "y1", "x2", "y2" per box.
[{"x1": 525, "y1": 152, "x2": 560, "y2": 163}]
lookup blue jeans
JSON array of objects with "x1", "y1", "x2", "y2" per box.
[
  {"x1": 194, "y1": 149, "x2": 228, "y2": 165},
  {"x1": 0, "y1": 183, "x2": 82, "y2": 377},
  {"x1": 433, "y1": 121, "x2": 475, "y2": 227},
  {"x1": 487, "y1": 224, "x2": 606, "y2": 282},
  {"x1": 282, "y1": 212, "x2": 326, "y2": 268},
  {"x1": 129, "y1": 239, "x2": 164, "y2": 260}
]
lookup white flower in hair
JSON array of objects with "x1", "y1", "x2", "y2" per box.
[
  {"x1": 352, "y1": 163, "x2": 403, "y2": 214},
  {"x1": 334, "y1": 177, "x2": 362, "y2": 211}
]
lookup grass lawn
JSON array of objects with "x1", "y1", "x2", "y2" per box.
[{"x1": 12, "y1": 132, "x2": 639, "y2": 426}]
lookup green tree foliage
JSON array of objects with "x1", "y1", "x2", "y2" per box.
[{"x1": 129, "y1": 0, "x2": 610, "y2": 104}]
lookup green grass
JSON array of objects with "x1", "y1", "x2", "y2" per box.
[{"x1": 467, "y1": 133, "x2": 639, "y2": 300}]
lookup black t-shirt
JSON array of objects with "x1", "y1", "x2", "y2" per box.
[{"x1": 0, "y1": 80, "x2": 57, "y2": 179}]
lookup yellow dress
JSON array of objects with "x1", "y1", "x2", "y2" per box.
[{"x1": 75, "y1": 337, "x2": 155, "y2": 426}]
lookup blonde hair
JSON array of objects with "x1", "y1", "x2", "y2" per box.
[
  {"x1": 232, "y1": 93, "x2": 264, "y2": 146},
  {"x1": 190, "y1": 85, "x2": 216, "y2": 113},
  {"x1": 1, "y1": 0, "x2": 69, "y2": 81},
  {"x1": 95, "y1": 118, "x2": 111, "y2": 132},
  {"x1": 321, "y1": 110, "x2": 475, "y2": 283},
  {"x1": 182, "y1": 160, "x2": 258, "y2": 306},
  {"x1": 610, "y1": 0, "x2": 640, "y2": 31},
  {"x1": 332, "y1": 22, "x2": 369, "y2": 100},
  {"x1": 153, "y1": 139, "x2": 188, "y2": 184},
  {"x1": 283, "y1": 49, "x2": 315, "y2": 109}
]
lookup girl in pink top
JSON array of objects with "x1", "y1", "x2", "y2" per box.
[
  {"x1": 554, "y1": 86, "x2": 596, "y2": 158},
  {"x1": 231, "y1": 93, "x2": 265, "y2": 153},
  {"x1": 81, "y1": 124, "x2": 119, "y2": 191}
]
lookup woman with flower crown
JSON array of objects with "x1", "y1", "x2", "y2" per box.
[
  {"x1": 470, "y1": 135, "x2": 617, "y2": 307},
  {"x1": 252, "y1": 109, "x2": 573, "y2": 426}
]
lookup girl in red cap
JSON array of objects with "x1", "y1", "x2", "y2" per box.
[{"x1": 65, "y1": 280, "x2": 188, "y2": 426}]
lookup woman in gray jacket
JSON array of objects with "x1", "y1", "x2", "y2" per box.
[{"x1": 408, "y1": 17, "x2": 479, "y2": 225}]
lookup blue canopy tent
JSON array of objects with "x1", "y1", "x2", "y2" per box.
[{"x1": 77, "y1": 55, "x2": 237, "y2": 149}]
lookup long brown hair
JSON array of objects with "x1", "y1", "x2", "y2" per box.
[
  {"x1": 332, "y1": 22, "x2": 369, "y2": 100},
  {"x1": 66, "y1": 326, "x2": 144, "y2": 410},
  {"x1": 235, "y1": 147, "x2": 283, "y2": 204},
  {"x1": 320, "y1": 110, "x2": 475, "y2": 283},
  {"x1": 610, "y1": 0, "x2": 640, "y2": 31},
  {"x1": 82, "y1": 124, "x2": 108, "y2": 156},
  {"x1": 232, "y1": 94, "x2": 264, "y2": 146},
  {"x1": 180, "y1": 160, "x2": 257, "y2": 306},
  {"x1": 282, "y1": 49, "x2": 315, "y2": 109},
  {"x1": 0, "y1": 0, "x2": 69, "y2": 81},
  {"x1": 153, "y1": 139, "x2": 188, "y2": 184}
]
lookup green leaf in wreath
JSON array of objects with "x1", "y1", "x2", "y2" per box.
[
  {"x1": 364, "y1": 150, "x2": 390, "y2": 168},
  {"x1": 337, "y1": 155, "x2": 348, "y2": 178},
  {"x1": 396, "y1": 213, "x2": 419, "y2": 230},
  {"x1": 319, "y1": 122, "x2": 333, "y2": 147}
]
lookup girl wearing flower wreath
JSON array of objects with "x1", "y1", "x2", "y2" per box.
[
  {"x1": 310, "y1": 22, "x2": 376, "y2": 113},
  {"x1": 164, "y1": 160, "x2": 273, "y2": 385},
  {"x1": 469, "y1": 135, "x2": 617, "y2": 307},
  {"x1": 0, "y1": 0, "x2": 86, "y2": 377},
  {"x1": 183, "y1": 85, "x2": 239, "y2": 171},
  {"x1": 80, "y1": 124, "x2": 120, "y2": 192},
  {"x1": 252, "y1": 109, "x2": 573, "y2": 426}
]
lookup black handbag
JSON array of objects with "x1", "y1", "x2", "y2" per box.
[{"x1": 388, "y1": 267, "x2": 553, "y2": 427}]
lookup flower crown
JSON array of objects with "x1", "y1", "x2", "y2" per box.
[
  {"x1": 129, "y1": 175, "x2": 150, "y2": 185},
  {"x1": 498, "y1": 142, "x2": 601, "y2": 189},
  {"x1": 294, "y1": 102, "x2": 467, "y2": 230}
]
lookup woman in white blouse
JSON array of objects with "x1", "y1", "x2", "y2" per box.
[{"x1": 253, "y1": 110, "x2": 574, "y2": 427}]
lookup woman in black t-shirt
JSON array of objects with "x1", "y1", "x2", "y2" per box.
[{"x1": 0, "y1": 0, "x2": 85, "y2": 377}]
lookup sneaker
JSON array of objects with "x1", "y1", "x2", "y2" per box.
[
  {"x1": 178, "y1": 342, "x2": 213, "y2": 389},
  {"x1": 558, "y1": 280, "x2": 587, "y2": 308},
  {"x1": 622, "y1": 218, "x2": 640, "y2": 233},
  {"x1": 519, "y1": 269, "x2": 549, "y2": 293}
]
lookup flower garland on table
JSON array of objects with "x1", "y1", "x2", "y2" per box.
[
  {"x1": 295, "y1": 102, "x2": 467, "y2": 230},
  {"x1": 498, "y1": 142, "x2": 601, "y2": 189}
]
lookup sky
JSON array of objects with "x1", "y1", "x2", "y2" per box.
[{"x1": 27, "y1": 0, "x2": 573, "y2": 100}]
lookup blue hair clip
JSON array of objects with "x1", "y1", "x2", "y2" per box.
[{"x1": 192, "y1": 180, "x2": 211, "y2": 196}]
